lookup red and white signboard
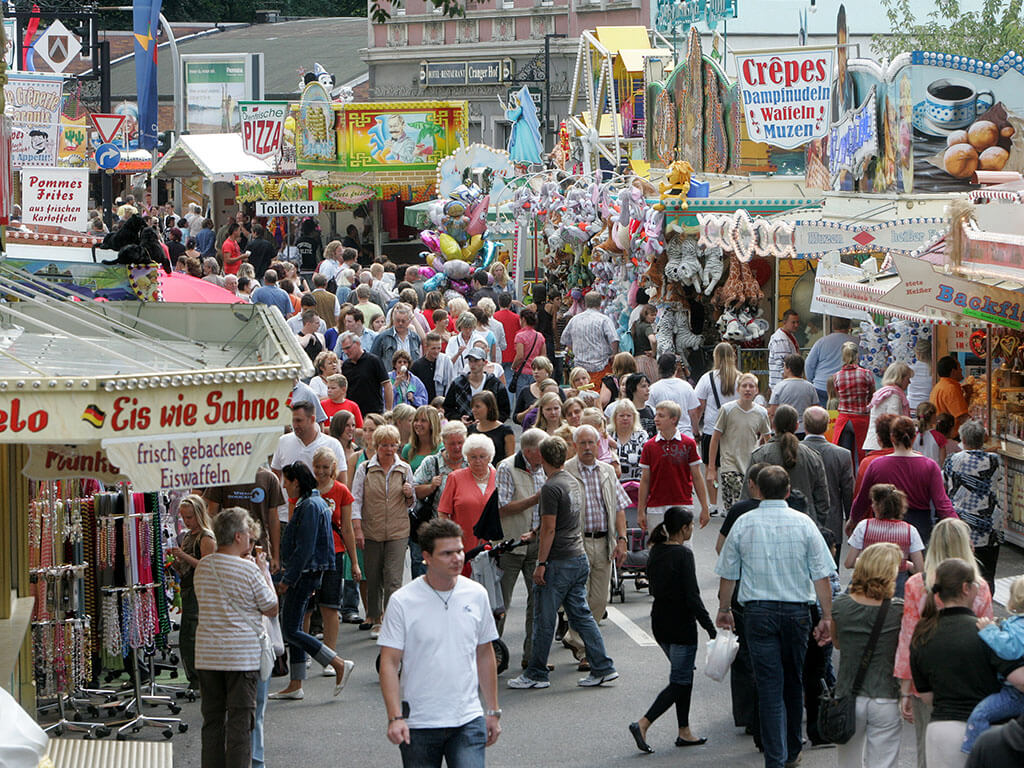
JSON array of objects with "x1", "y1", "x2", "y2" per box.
[
  {"x1": 20, "y1": 167, "x2": 89, "y2": 230},
  {"x1": 90, "y1": 113, "x2": 127, "y2": 144},
  {"x1": 734, "y1": 46, "x2": 835, "y2": 150},
  {"x1": 239, "y1": 101, "x2": 288, "y2": 161}
]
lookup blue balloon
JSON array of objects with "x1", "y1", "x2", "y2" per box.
[
  {"x1": 424, "y1": 273, "x2": 447, "y2": 292},
  {"x1": 481, "y1": 240, "x2": 499, "y2": 268}
]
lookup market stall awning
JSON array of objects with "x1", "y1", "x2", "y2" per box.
[
  {"x1": 593, "y1": 26, "x2": 652, "y2": 53},
  {"x1": 816, "y1": 254, "x2": 1024, "y2": 328},
  {"x1": 151, "y1": 133, "x2": 274, "y2": 181},
  {"x1": 618, "y1": 49, "x2": 671, "y2": 73}
]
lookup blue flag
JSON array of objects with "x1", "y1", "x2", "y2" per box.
[{"x1": 133, "y1": 0, "x2": 163, "y2": 151}]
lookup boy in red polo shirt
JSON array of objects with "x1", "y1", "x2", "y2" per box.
[
  {"x1": 320, "y1": 373, "x2": 364, "y2": 433},
  {"x1": 637, "y1": 400, "x2": 709, "y2": 532}
]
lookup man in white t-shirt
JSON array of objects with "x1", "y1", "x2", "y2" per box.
[
  {"x1": 645, "y1": 354, "x2": 701, "y2": 438},
  {"x1": 270, "y1": 402, "x2": 346, "y2": 481},
  {"x1": 378, "y1": 518, "x2": 501, "y2": 766}
]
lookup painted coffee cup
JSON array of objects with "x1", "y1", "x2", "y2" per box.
[{"x1": 925, "y1": 78, "x2": 994, "y2": 129}]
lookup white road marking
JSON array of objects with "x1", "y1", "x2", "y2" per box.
[{"x1": 605, "y1": 605, "x2": 659, "y2": 647}]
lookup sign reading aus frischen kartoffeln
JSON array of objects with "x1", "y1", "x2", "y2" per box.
[{"x1": 734, "y1": 46, "x2": 835, "y2": 150}]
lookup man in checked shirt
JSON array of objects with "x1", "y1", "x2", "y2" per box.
[{"x1": 494, "y1": 428, "x2": 549, "y2": 670}]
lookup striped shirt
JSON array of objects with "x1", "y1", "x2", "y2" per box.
[{"x1": 194, "y1": 553, "x2": 277, "y2": 672}]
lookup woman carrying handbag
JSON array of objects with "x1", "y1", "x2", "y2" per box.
[{"x1": 828, "y1": 542, "x2": 904, "y2": 767}]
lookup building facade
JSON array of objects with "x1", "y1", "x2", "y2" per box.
[{"x1": 364, "y1": 0, "x2": 653, "y2": 151}]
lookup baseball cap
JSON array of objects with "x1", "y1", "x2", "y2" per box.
[{"x1": 464, "y1": 347, "x2": 487, "y2": 361}]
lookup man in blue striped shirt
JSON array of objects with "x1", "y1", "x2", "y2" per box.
[{"x1": 714, "y1": 465, "x2": 836, "y2": 768}]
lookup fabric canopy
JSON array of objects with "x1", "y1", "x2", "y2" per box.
[{"x1": 151, "y1": 134, "x2": 274, "y2": 181}]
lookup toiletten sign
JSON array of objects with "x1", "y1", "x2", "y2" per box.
[{"x1": 735, "y1": 46, "x2": 835, "y2": 149}]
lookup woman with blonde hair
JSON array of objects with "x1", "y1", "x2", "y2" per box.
[
  {"x1": 832, "y1": 341, "x2": 876, "y2": 465},
  {"x1": 401, "y1": 404, "x2": 441, "y2": 472},
  {"x1": 831, "y1": 543, "x2": 905, "y2": 768},
  {"x1": 348, "y1": 412, "x2": 387, "y2": 487},
  {"x1": 488, "y1": 260, "x2": 514, "y2": 298},
  {"x1": 533, "y1": 391, "x2": 567, "y2": 434},
  {"x1": 568, "y1": 366, "x2": 601, "y2": 407},
  {"x1": 894, "y1": 519, "x2": 993, "y2": 768},
  {"x1": 513, "y1": 354, "x2": 558, "y2": 424},
  {"x1": 599, "y1": 352, "x2": 638, "y2": 407},
  {"x1": 863, "y1": 361, "x2": 913, "y2": 451},
  {"x1": 351, "y1": 424, "x2": 415, "y2": 637},
  {"x1": 694, "y1": 342, "x2": 740, "y2": 510},
  {"x1": 167, "y1": 494, "x2": 215, "y2": 693},
  {"x1": 388, "y1": 403, "x2": 416, "y2": 446},
  {"x1": 612, "y1": 399, "x2": 648, "y2": 483},
  {"x1": 309, "y1": 350, "x2": 340, "y2": 399}
]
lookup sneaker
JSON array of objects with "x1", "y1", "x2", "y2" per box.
[
  {"x1": 578, "y1": 670, "x2": 619, "y2": 687},
  {"x1": 507, "y1": 674, "x2": 550, "y2": 689},
  {"x1": 342, "y1": 613, "x2": 363, "y2": 625},
  {"x1": 321, "y1": 665, "x2": 335, "y2": 677},
  {"x1": 370, "y1": 624, "x2": 382, "y2": 639},
  {"x1": 784, "y1": 755, "x2": 802, "y2": 768}
]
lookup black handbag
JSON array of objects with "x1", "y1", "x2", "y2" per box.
[
  {"x1": 817, "y1": 598, "x2": 891, "y2": 745},
  {"x1": 409, "y1": 486, "x2": 439, "y2": 546}
]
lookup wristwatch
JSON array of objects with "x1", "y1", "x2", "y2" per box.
[
  {"x1": 617, "y1": 535, "x2": 627, "y2": 543},
  {"x1": 485, "y1": 709, "x2": 502, "y2": 718},
  {"x1": 536, "y1": 561, "x2": 548, "y2": 567}
]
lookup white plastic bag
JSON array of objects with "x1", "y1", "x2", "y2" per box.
[
  {"x1": 704, "y1": 629, "x2": 740, "y2": 682},
  {"x1": 0, "y1": 685, "x2": 48, "y2": 768}
]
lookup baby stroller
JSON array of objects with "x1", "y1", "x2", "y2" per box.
[
  {"x1": 609, "y1": 481, "x2": 649, "y2": 603},
  {"x1": 467, "y1": 538, "x2": 529, "y2": 675}
]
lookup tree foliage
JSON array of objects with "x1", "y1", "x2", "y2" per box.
[{"x1": 872, "y1": 0, "x2": 1024, "y2": 62}]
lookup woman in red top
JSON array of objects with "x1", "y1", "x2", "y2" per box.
[
  {"x1": 831, "y1": 341, "x2": 876, "y2": 466},
  {"x1": 437, "y1": 433, "x2": 496, "y2": 568},
  {"x1": 307, "y1": 446, "x2": 358, "y2": 674},
  {"x1": 847, "y1": 416, "x2": 956, "y2": 546},
  {"x1": 221, "y1": 222, "x2": 245, "y2": 275}
]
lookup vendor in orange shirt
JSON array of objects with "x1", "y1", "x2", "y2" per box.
[{"x1": 929, "y1": 356, "x2": 969, "y2": 430}]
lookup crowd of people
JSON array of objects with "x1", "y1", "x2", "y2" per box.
[{"x1": 157, "y1": 213, "x2": 1024, "y2": 768}]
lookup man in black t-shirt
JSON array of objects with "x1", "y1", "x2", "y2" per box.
[
  {"x1": 338, "y1": 331, "x2": 392, "y2": 416},
  {"x1": 246, "y1": 224, "x2": 277, "y2": 277}
]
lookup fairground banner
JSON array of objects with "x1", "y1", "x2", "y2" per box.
[{"x1": 734, "y1": 47, "x2": 835, "y2": 150}]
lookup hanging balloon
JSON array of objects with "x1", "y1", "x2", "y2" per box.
[
  {"x1": 423, "y1": 273, "x2": 447, "y2": 292},
  {"x1": 420, "y1": 230, "x2": 441, "y2": 253},
  {"x1": 418, "y1": 265, "x2": 436, "y2": 278},
  {"x1": 461, "y1": 234, "x2": 483, "y2": 261},
  {"x1": 443, "y1": 259, "x2": 472, "y2": 280},
  {"x1": 450, "y1": 279, "x2": 470, "y2": 295},
  {"x1": 427, "y1": 200, "x2": 445, "y2": 227},
  {"x1": 481, "y1": 240, "x2": 499, "y2": 268},
  {"x1": 466, "y1": 194, "x2": 490, "y2": 237},
  {"x1": 439, "y1": 233, "x2": 462, "y2": 261}
]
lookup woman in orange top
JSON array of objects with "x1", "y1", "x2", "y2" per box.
[{"x1": 437, "y1": 433, "x2": 496, "y2": 565}]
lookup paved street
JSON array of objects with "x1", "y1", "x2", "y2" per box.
[{"x1": 166, "y1": 525, "x2": 1024, "y2": 768}]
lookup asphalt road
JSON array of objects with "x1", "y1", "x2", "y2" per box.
[{"x1": 161, "y1": 523, "x2": 1024, "y2": 768}]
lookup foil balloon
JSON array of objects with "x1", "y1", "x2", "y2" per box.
[
  {"x1": 439, "y1": 233, "x2": 462, "y2": 261},
  {"x1": 423, "y1": 273, "x2": 446, "y2": 292},
  {"x1": 443, "y1": 259, "x2": 472, "y2": 281},
  {"x1": 481, "y1": 240, "x2": 499, "y2": 268},
  {"x1": 461, "y1": 234, "x2": 483, "y2": 261},
  {"x1": 418, "y1": 265, "x2": 436, "y2": 278},
  {"x1": 450, "y1": 279, "x2": 470, "y2": 295},
  {"x1": 466, "y1": 195, "x2": 490, "y2": 237},
  {"x1": 420, "y1": 230, "x2": 440, "y2": 253},
  {"x1": 426, "y1": 200, "x2": 445, "y2": 227}
]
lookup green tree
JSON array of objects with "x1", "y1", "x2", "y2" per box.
[{"x1": 873, "y1": 0, "x2": 1024, "y2": 62}]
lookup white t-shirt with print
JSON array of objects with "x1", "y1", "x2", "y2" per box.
[{"x1": 377, "y1": 575, "x2": 498, "y2": 729}]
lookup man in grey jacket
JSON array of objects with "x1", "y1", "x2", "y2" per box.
[{"x1": 802, "y1": 406, "x2": 853, "y2": 558}]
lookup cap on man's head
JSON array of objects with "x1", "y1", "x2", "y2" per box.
[{"x1": 464, "y1": 347, "x2": 487, "y2": 361}]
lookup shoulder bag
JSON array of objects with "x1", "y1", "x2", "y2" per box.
[
  {"x1": 209, "y1": 557, "x2": 276, "y2": 681},
  {"x1": 509, "y1": 332, "x2": 542, "y2": 392},
  {"x1": 817, "y1": 598, "x2": 891, "y2": 744},
  {"x1": 409, "y1": 456, "x2": 441, "y2": 545}
]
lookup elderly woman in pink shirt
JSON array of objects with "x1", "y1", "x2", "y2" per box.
[{"x1": 438, "y1": 433, "x2": 496, "y2": 566}]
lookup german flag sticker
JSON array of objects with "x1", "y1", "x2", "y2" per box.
[{"x1": 82, "y1": 404, "x2": 106, "y2": 428}]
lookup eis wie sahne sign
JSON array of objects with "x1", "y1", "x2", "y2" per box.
[{"x1": 735, "y1": 47, "x2": 835, "y2": 150}]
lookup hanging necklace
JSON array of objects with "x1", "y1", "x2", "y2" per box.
[{"x1": 425, "y1": 578, "x2": 456, "y2": 610}]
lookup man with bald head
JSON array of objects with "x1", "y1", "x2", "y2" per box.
[
  {"x1": 561, "y1": 424, "x2": 630, "y2": 669},
  {"x1": 802, "y1": 406, "x2": 853, "y2": 554}
]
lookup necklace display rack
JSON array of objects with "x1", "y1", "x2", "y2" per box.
[
  {"x1": 30, "y1": 481, "x2": 187, "y2": 741},
  {"x1": 30, "y1": 482, "x2": 112, "y2": 740},
  {"x1": 101, "y1": 484, "x2": 186, "y2": 741}
]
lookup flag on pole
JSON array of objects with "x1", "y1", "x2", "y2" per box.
[{"x1": 133, "y1": 0, "x2": 163, "y2": 151}]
